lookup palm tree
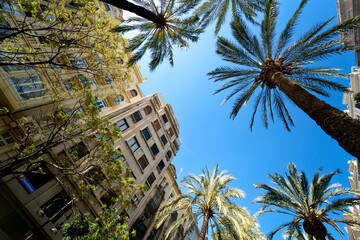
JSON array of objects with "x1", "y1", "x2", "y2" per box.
[
  {"x1": 254, "y1": 162, "x2": 360, "y2": 240},
  {"x1": 208, "y1": 0, "x2": 360, "y2": 159},
  {"x1": 112, "y1": 0, "x2": 202, "y2": 70},
  {"x1": 180, "y1": 0, "x2": 264, "y2": 35},
  {"x1": 211, "y1": 215, "x2": 265, "y2": 240},
  {"x1": 155, "y1": 165, "x2": 258, "y2": 240}
]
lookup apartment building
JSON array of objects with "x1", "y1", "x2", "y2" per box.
[
  {"x1": 336, "y1": 0, "x2": 360, "y2": 66},
  {"x1": 0, "y1": 1, "x2": 199, "y2": 239},
  {"x1": 344, "y1": 160, "x2": 360, "y2": 240},
  {"x1": 342, "y1": 67, "x2": 360, "y2": 240}
]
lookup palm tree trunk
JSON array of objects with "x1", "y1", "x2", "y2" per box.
[
  {"x1": 268, "y1": 69, "x2": 360, "y2": 159},
  {"x1": 303, "y1": 218, "x2": 327, "y2": 240},
  {"x1": 101, "y1": 0, "x2": 162, "y2": 24},
  {"x1": 198, "y1": 212, "x2": 209, "y2": 240}
]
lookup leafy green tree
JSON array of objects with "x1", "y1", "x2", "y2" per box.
[
  {"x1": 208, "y1": 0, "x2": 360, "y2": 159},
  {"x1": 254, "y1": 162, "x2": 360, "y2": 240},
  {"x1": 155, "y1": 165, "x2": 259, "y2": 240},
  {"x1": 0, "y1": 1, "x2": 140, "y2": 238}
]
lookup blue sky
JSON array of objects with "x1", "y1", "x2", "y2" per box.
[{"x1": 127, "y1": 0, "x2": 357, "y2": 238}]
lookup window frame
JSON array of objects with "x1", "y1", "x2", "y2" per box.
[
  {"x1": 160, "y1": 135, "x2": 168, "y2": 146},
  {"x1": 138, "y1": 155, "x2": 149, "y2": 170},
  {"x1": 128, "y1": 137, "x2": 140, "y2": 152},
  {"x1": 0, "y1": 131, "x2": 14, "y2": 148},
  {"x1": 94, "y1": 100, "x2": 107, "y2": 111},
  {"x1": 162, "y1": 114, "x2": 168, "y2": 123},
  {"x1": 117, "y1": 119, "x2": 129, "y2": 132},
  {"x1": 10, "y1": 75, "x2": 48, "y2": 100},
  {"x1": 141, "y1": 127, "x2": 152, "y2": 140},
  {"x1": 146, "y1": 173, "x2": 156, "y2": 187},
  {"x1": 133, "y1": 110, "x2": 143, "y2": 123},
  {"x1": 150, "y1": 144, "x2": 160, "y2": 156},
  {"x1": 157, "y1": 160, "x2": 165, "y2": 172}
]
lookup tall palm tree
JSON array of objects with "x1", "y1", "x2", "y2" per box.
[
  {"x1": 112, "y1": 0, "x2": 202, "y2": 71},
  {"x1": 155, "y1": 165, "x2": 258, "y2": 240},
  {"x1": 254, "y1": 162, "x2": 360, "y2": 240},
  {"x1": 180, "y1": 0, "x2": 264, "y2": 35},
  {"x1": 208, "y1": 0, "x2": 360, "y2": 159}
]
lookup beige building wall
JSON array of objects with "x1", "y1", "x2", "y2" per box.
[
  {"x1": 342, "y1": 67, "x2": 360, "y2": 239},
  {"x1": 336, "y1": 0, "x2": 360, "y2": 66}
]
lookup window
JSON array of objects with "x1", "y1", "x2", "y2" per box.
[
  {"x1": 157, "y1": 160, "x2": 165, "y2": 172},
  {"x1": 18, "y1": 164, "x2": 53, "y2": 194},
  {"x1": 142, "y1": 127, "x2": 151, "y2": 140},
  {"x1": 84, "y1": 166, "x2": 105, "y2": 186},
  {"x1": 144, "y1": 105, "x2": 152, "y2": 115},
  {"x1": 166, "y1": 150, "x2": 172, "y2": 160},
  {"x1": 103, "y1": 3, "x2": 112, "y2": 11},
  {"x1": 69, "y1": 0, "x2": 85, "y2": 7},
  {"x1": 160, "y1": 135, "x2": 167, "y2": 146},
  {"x1": 79, "y1": 74, "x2": 97, "y2": 88},
  {"x1": 112, "y1": 150, "x2": 122, "y2": 160},
  {"x1": 68, "y1": 56, "x2": 87, "y2": 68},
  {"x1": 105, "y1": 76, "x2": 113, "y2": 83},
  {"x1": 63, "y1": 81, "x2": 72, "y2": 91},
  {"x1": 133, "y1": 111, "x2": 142, "y2": 122},
  {"x1": 128, "y1": 137, "x2": 140, "y2": 152},
  {"x1": 162, "y1": 114, "x2": 168, "y2": 123},
  {"x1": 96, "y1": 130, "x2": 110, "y2": 141},
  {"x1": 10, "y1": 76, "x2": 48, "y2": 100},
  {"x1": 150, "y1": 144, "x2": 159, "y2": 156},
  {"x1": 41, "y1": 191, "x2": 72, "y2": 223},
  {"x1": 0, "y1": 2, "x2": 24, "y2": 15},
  {"x1": 94, "y1": 100, "x2": 107, "y2": 111},
  {"x1": 100, "y1": 191, "x2": 117, "y2": 207},
  {"x1": 146, "y1": 173, "x2": 156, "y2": 187},
  {"x1": 132, "y1": 194, "x2": 140, "y2": 206},
  {"x1": 130, "y1": 89, "x2": 138, "y2": 97},
  {"x1": 117, "y1": 119, "x2": 129, "y2": 132},
  {"x1": 68, "y1": 142, "x2": 89, "y2": 159},
  {"x1": 138, "y1": 155, "x2": 149, "y2": 170},
  {"x1": 126, "y1": 169, "x2": 136, "y2": 179},
  {"x1": 136, "y1": 213, "x2": 148, "y2": 231},
  {"x1": 153, "y1": 119, "x2": 161, "y2": 131},
  {"x1": 168, "y1": 127, "x2": 174, "y2": 137},
  {"x1": 113, "y1": 95, "x2": 124, "y2": 105},
  {"x1": 0, "y1": 132, "x2": 14, "y2": 147}
]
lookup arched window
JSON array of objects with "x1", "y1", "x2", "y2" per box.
[
  {"x1": 130, "y1": 89, "x2": 137, "y2": 97},
  {"x1": 144, "y1": 105, "x2": 152, "y2": 115}
]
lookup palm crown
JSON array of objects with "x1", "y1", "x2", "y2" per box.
[
  {"x1": 114, "y1": 0, "x2": 202, "y2": 71},
  {"x1": 181, "y1": 0, "x2": 264, "y2": 35},
  {"x1": 209, "y1": 0, "x2": 358, "y2": 131},
  {"x1": 254, "y1": 162, "x2": 360, "y2": 240},
  {"x1": 155, "y1": 165, "x2": 259, "y2": 240}
]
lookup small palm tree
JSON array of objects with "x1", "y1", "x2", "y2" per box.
[
  {"x1": 254, "y1": 162, "x2": 360, "y2": 240},
  {"x1": 208, "y1": 0, "x2": 360, "y2": 159},
  {"x1": 211, "y1": 215, "x2": 265, "y2": 240},
  {"x1": 113, "y1": 0, "x2": 202, "y2": 70},
  {"x1": 155, "y1": 165, "x2": 258, "y2": 240}
]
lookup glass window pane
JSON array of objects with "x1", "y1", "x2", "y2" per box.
[{"x1": 150, "y1": 144, "x2": 159, "y2": 156}]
